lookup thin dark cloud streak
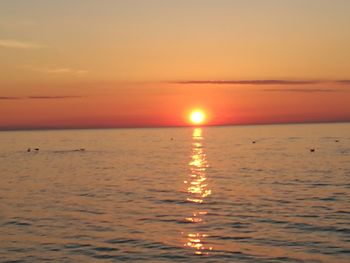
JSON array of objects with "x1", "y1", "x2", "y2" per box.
[
  {"x1": 172, "y1": 79, "x2": 350, "y2": 85},
  {"x1": 0, "y1": 96, "x2": 82, "y2": 100},
  {"x1": 0, "y1": 96, "x2": 21, "y2": 100},
  {"x1": 27, "y1": 96, "x2": 82, "y2": 99},
  {"x1": 169, "y1": 79, "x2": 350, "y2": 93},
  {"x1": 173, "y1": 80, "x2": 321, "y2": 85},
  {"x1": 262, "y1": 88, "x2": 340, "y2": 93},
  {"x1": 335, "y1": 80, "x2": 350, "y2": 84}
]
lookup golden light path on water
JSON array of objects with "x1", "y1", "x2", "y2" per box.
[{"x1": 183, "y1": 128, "x2": 213, "y2": 255}]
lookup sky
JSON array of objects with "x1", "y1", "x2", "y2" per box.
[{"x1": 0, "y1": 0, "x2": 350, "y2": 129}]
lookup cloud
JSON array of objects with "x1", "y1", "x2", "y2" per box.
[
  {"x1": 0, "y1": 39, "x2": 44, "y2": 49},
  {"x1": 0, "y1": 96, "x2": 21, "y2": 100},
  {"x1": 172, "y1": 79, "x2": 350, "y2": 87},
  {"x1": 335, "y1": 80, "x2": 350, "y2": 84},
  {"x1": 262, "y1": 88, "x2": 340, "y2": 93},
  {"x1": 170, "y1": 79, "x2": 350, "y2": 92},
  {"x1": 39, "y1": 68, "x2": 87, "y2": 74},
  {"x1": 27, "y1": 96, "x2": 82, "y2": 99},
  {"x1": 21, "y1": 66, "x2": 87, "y2": 75},
  {"x1": 0, "y1": 96, "x2": 82, "y2": 100},
  {"x1": 173, "y1": 80, "x2": 320, "y2": 85}
]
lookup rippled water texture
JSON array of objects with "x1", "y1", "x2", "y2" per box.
[{"x1": 0, "y1": 123, "x2": 349, "y2": 262}]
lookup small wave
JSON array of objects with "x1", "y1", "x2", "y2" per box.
[
  {"x1": 64, "y1": 243, "x2": 91, "y2": 249},
  {"x1": 285, "y1": 222, "x2": 350, "y2": 234},
  {"x1": 106, "y1": 238, "x2": 140, "y2": 244},
  {"x1": 73, "y1": 209, "x2": 105, "y2": 215},
  {"x1": 4, "y1": 220, "x2": 31, "y2": 227},
  {"x1": 93, "y1": 246, "x2": 119, "y2": 252}
]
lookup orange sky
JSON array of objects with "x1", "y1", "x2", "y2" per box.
[
  {"x1": 1, "y1": 81, "x2": 349, "y2": 129},
  {"x1": 1, "y1": 1, "x2": 350, "y2": 129}
]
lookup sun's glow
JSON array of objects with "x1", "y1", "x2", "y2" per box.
[{"x1": 190, "y1": 110, "x2": 205, "y2": 125}]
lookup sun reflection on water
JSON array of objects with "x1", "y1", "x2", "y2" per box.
[{"x1": 183, "y1": 128, "x2": 213, "y2": 255}]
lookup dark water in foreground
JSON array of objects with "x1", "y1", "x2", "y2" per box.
[{"x1": 0, "y1": 123, "x2": 349, "y2": 262}]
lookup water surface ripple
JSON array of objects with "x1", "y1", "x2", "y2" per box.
[{"x1": 0, "y1": 123, "x2": 349, "y2": 262}]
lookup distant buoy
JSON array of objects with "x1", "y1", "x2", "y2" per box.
[
  {"x1": 252, "y1": 141, "x2": 256, "y2": 144},
  {"x1": 27, "y1": 148, "x2": 31, "y2": 152},
  {"x1": 34, "y1": 148, "x2": 39, "y2": 151},
  {"x1": 335, "y1": 140, "x2": 339, "y2": 143},
  {"x1": 310, "y1": 148, "x2": 315, "y2": 152}
]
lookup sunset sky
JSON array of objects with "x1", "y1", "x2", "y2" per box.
[{"x1": 1, "y1": 0, "x2": 350, "y2": 129}]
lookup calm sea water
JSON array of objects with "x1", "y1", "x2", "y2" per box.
[{"x1": 0, "y1": 123, "x2": 349, "y2": 262}]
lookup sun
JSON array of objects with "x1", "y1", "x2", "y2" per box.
[{"x1": 190, "y1": 110, "x2": 206, "y2": 125}]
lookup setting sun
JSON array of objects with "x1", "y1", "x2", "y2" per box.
[{"x1": 190, "y1": 110, "x2": 206, "y2": 125}]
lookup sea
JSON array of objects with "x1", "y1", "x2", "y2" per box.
[{"x1": 0, "y1": 123, "x2": 349, "y2": 262}]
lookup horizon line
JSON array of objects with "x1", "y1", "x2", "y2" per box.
[{"x1": 0, "y1": 120, "x2": 349, "y2": 132}]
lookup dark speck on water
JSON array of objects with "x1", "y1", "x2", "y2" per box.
[{"x1": 0, "y1": 123, "x2": 349, "y2": 262}]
